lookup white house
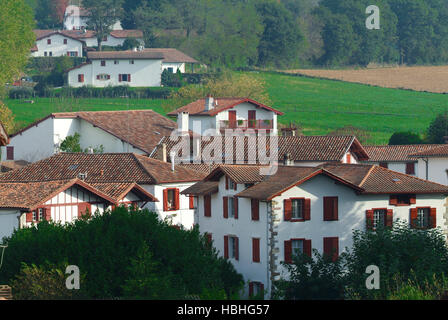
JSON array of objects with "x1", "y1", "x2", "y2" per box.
[
  {"x1": 67, "y1": 50, "x2": 164, "y2": 87},
  {"x1": 411, "y1": 144, "x2": 448, "y2": 185},
  {"x1": 142, "y1": 48, "x2": 198, "y2": 73},
  {"x1": 0, "y1": 110, "x2": 177, "y2": 163},
  {"x1": 61, "y1": 29, "x2": 144, "y2": 48},
  {"x1": 0, "y1": 153, "x2": 206, "y2": 241},
  {"x1": 32, "y1": 30, "x2": 84, "y2": 57},
  {"x1": 63, "y1": 4, "x2": 123, "y2": 31},
  {"x1": 183, "y1": 163, "x2": 448, "y2": 299},
  {"x1": 167, "y1": 97, "x2": 284, "y2": 136},
  {"x1": 362, "y1": 144, "x2": 442, "y2": 177}
]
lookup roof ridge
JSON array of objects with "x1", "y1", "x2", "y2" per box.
[{"x1": 358, "y1": 165, "x2": 376, "y2": 187}]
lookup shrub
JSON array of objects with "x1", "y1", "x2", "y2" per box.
[
  {"x1": 389, "y1": 131, "x2": 424, "y2": 145},
  {"x1": 0, "y1": 207, "x2": 243, "y2": 299},
  {"x1": 8, "y1": 87, "x2": 34, "y2": 99},
  {"x1": 161, "y1": 69, "x2": 184, "y2": 87}
]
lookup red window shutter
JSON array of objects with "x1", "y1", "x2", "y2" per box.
[
  {"x1": 324, "y1": 197, "x2": 338, "y2": 221},
  {"x1": 223, "y1": 197, "x2": 228, "y2": 219},
  {"x1": 284, "y1": 199, "x2": 292, "y2": 221},
  {"x1": 225, "y1": 176, "x2": 229, "y2": 190},
  {"x1": 44, "y1": 208, "x2": 51, "y2": 221},
  {"x1": 251, "y1": 199, "x2": 259, "y2": 221},
  {"x1": 304, "y1": 199, "x2": 311, "y2": 221},
  {"x1": 386, "y1": 209, "x2": 393, "y2": 227},
  {"x1": 249, "y1": 282, "x2": 254, "y2": 297},
  {"x1": 204, "y1": 195, "x2": 211, "y2": 217},
  {"x1": 206, "y1": 233, "x2": 212, "y2": 244},
  {"x1": 75, "y1": 52, "x2": 78, "y2": 57},
  {"x1": 234, "y1": 181, "x2": 237, "y2": 191},
  {"x1": 389, "y1": 195, "x2": 398, "y2": 206},
  {"x1": 304, "y1": 239, "x2": 312, "y2": 257},
  {"x1": 107, "y1": 74, "x2": 110, "y2": 80},
  {"x1": 234, "y1": 197, "x2": 239, "y2": 219},
  {"x1": 410, "y1": 208, "x2": 418, "y2": 228},
  {"x1": 64, "y1": 39, "x2": 67, "y2": 44},
  {"x1": 6, "y1": 147, "x2": 14, "y2": 160},
  {"x1": 224, "y1": 235, "x2": 229, "y2": 258},
  {"x1": 346, "y1": 153, "x2": 351, "y2": 163},
  {"x1": 189, "y1": 196, "x2": 194, "y2": 209},
  {"x1": 235, "y1": 237, "x2": 239, "y2": 260},
  {"x1": 406, "y1": 163, "x2": 415, "y2": 175},
  {"x1": 366, "y1": 210, "x2": 374, "y2": 230},
  {"x1": 119, "y1": 74, "x2": 122, "y2": 82},
  {"x1": 78, "y1": 203, "x2": 91, "y2": 218},
  {"x1": 96, "y1": 75, "x2": 100, "y2": 80},
  {"x1": 260, "y1": 283, "x2": 264, "y2": 296},
  {"x1": 252, "y1": 238, "x2": 260, "y2": 263},
  {"x1": 67, "y1": 51, "x2": 70, "y2": 56},
  {"x1": 163, "y1": 189, "x2": 168, "y2": 212},
  {"x1": 174, "y1": 189, "x2": 180, "y2": 210},
  {"x1": 430, "y1": 208, "x2": 437, "y2": 228},
  {"x1": 128, "y1": 74, "x2": 131, "y2": 82},
  {"x1": 26, "y1": 212, "x2": 33, "y2": 223},
  {"x1": 284, "y1": 240, "x2": 292, "y2": 263},
  {"x1": 47, "y1": 39, "x2": 51, "y2": 44},
  {"x1": 324, "y1": 237, "x2": 339, "y2": 262},
  {"x1": 410, "y1": 194, "x2": 416, "y2": 205}
]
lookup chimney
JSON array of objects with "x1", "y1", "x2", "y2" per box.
[
  {"x1": 177, "y1": 112, "x2": 189, "y2": 133},
  {"x1": 205, "y1": 95, "x2": 215, "y2": 111},
  {"x1": 170, "y1": 151, "x2": 176, "y2": 172},
  {"x1": 283, "y1": 153, "x2": 292, "y2": 166},
  {"x1": 162, "y1": 143, "x2": 167, "y2": 162}
]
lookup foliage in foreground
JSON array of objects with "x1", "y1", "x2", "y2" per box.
[
  {"x1": 1, "y1": 207, "x2": 243, "y2": 299},
  {"x1": 273, "y1": 221, "x2": 448, "y2": 300}
]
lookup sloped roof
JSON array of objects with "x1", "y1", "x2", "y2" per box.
[
  {"x1": 0, "y1": 160, "x2": 30, "y2": 173},
  {"x1": 0, "y1": 122, "x2": 8, "y2": 146},
  {"x1": 11, "y1": 110, "x2": 177, "y2": 154},
  {"x1": 410, "y1": 144, "x2": 448, "y2": 158},
  {"x1": 363, "y1": 144, "x2": 442, "y2": 162},
  {"x1": 150, "y1": 135, "x2": 369, "y2": 163},
  {"x1": 141, "y1": 48, "x2": 198, "y2": 63},
  {"x1": 34, "y1": 29, "x2": 143, "y2": 41},
  {"x1": 234, "y1": 163, "x2": 448, "y2": 200},
  {"x1": 181, "y1": 181, "x2": 219, "y2": 196},
  {"x1": 167, "y1": 98, "x2": 284, "y2": 117},
  {"x1": 202, "y1": 165, "x2": 266, "y2": 184},
  {"x1": 33, "y1": 30, "x2": 85, "y2": 43},
  {"x1": 87, "y1": 50, "x2": 164, "y2": 60},
  {"x1": 0, "y1": 153, "x2": 205, "y2": 185}
]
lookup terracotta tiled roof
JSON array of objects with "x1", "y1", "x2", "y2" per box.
[
  {"x1": 203, "y1": 165, "x2": 266, "y2": 184},
  {"x1": 109, "y1": 30, "x2": 144, "y2": 39},
  {"x1": 0, "y1": 122, "x2": 8, "y2": 146},
  {"x1": 34, "y1": 29, "x2": 143, "y2": 41},
  {"x1": 89, "y1": 182, "x2": 158, "y2": 202},
  {"x1": 363, "y1": 145, "x2": 442, "y2": 162},
  {"x1": 151, "y1": 135, "x2": 369, "y2": 163},
  {"x1": 11, "y1": 110, "x2": 177, "y2": 154},
  {"x1": 235, "y1": 163, "x2": 448, "y2": 200},
  {"x1": 33, "y1": 30, "x2": 85, "y2": 43},
  {"x1": 181, "y1": 181, "x2": 219, "y2": 196},
  {"x1": 0, "y1": 161, "x2": 30, "y2": 173},
  {"x1": 166, "y1": 98, "x2": 284, "y2": 117},
  {"x1": 410, "y1": 144, "x2": 448, "y2": 158},
  {"x1": 0, "y1": 153, "x2": 204, "y2": 185},
  {"x1": 140, "y1": 48, "x2": 198, "y2": 63},
  {"x1": 87, "y1": 50, "x2": 164, "y2": 60}
]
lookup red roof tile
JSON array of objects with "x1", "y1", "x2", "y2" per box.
[
  {"x1": 410, "y1": 144, "x2": 448, "y2": 158},
  {"x1": 87, "y1": 50, "x2": 164, "y2": 60},
  {"x1": 364, "y1": 144, "x2": 442, "y2": 162},
  {"x1": 140, "y1": 48, "x2": 198, "y2": 63}
]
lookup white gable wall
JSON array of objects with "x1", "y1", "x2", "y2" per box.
[
  {"x1": 32, "y1": 34, "x2": 83, "y2": 57},
  {"x1": 417, "y1": 158, "x2": 448, "y2": 185}
]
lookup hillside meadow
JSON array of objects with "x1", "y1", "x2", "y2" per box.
[{"x1": 4, "y1": 71, "x2": 448, "y2": 145}]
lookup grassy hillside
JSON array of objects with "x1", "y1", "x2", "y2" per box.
[{"x1": 4, "y1": 71, "x2": 448, "y2": 145}]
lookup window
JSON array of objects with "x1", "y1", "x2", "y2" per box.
[
  {"x1": 390, "y1": 194, "x2": 416, "y2": 206},
  {"x1": 64, "y1": 39, "x2": 68, "y2": 44},
  {"x1": 102, "y1": 36, "x2": 108, "y2": 41},
  {"x1": 78, "y1": 74, "x2": 84, "y2": 83},
  {"x1": 228, "y1": 197, "x2": 235, "y2": 218},
  {"x1": 284, "y1": 198, "x2": 310, "y2": 221},
  {"x1": 249, "y1": 282, "x2": 264, "y2": 298},
  {"x1": 251, "y1": 199, "x2": 259, "y2": 221},
  {"x1": 38, "y1": 208, "x2": 44, "y2": 221},
  {"x1": 284, "y1": 238, "x2": 311, "y2": 263},
  {"x1": 6, "y1": 146, "x2": 14, "y2": 160},
  {"x1": 167, "y1": 67, "x2": 174, "y2": 73},
  {"x1": 252, "y1": 238, "x2": 260, "y2": 263},
  {"x1": 67, "y1": 51, "x2": 78, "y2": 57},
  {"x1": 114, "y1": 60, "x2": 119, "y2": 65},
  {"x1": 379, "y1": 162, "x2": 388, "y2": 169},
  {"x1": 163, "y1": 188, "x2": 179, "y2": 211},
  {"x1": 101, "y1": 60, "x2": 106, "y2": 67},
  {"x1": 416, "y1": 208, "x2": 430, "y2": 228},
  {"x1": 49, "y1": 52, "x2": 52, "y2": 56},
  {"x1": 32, "y1": 211, "x2": 37, "y2": 221},
  {"x1": 366, "y1": 208, "x2": 393, "y2": 230},
  {"x1": 373, "y1": 209, "x2": 387, "y2": 229},
  {"x1": 130, "y1": 60, "x2": 134, "y2": 64},
  {"x1": 119, "y1": 74, "x2": 131, "y2": 82},
  {"x1": 223, "y1": 196, "x2": 238, "y2": 219},
  {"x1": 204, "y1": 195, "x2": 211, "y2": 217},
  {"x1": 96, "y1": 74, "x2": 111, "y2": 81},
  {"x1": 27, "y1": 208, "x2": 48, "y2": 223},
  {"x1": 323, "y1": 237, "x2": 339, "y2": 261},
  {"x1": 323, "y1": 197, "x2": 338, "y2": 221},
  {"x1": 47, "y1": 39, "x2": 51, "y2": 45},
  {"x1": 406, "y1": 163, "x2": 416, "y2": 175},
  {"x1": 44, "y1": 52, "x2": 48, "y2": 57},
  {"x1": 224, "y1": 235, "x2": 239, "y2": 260},
  {"x1": 411, "y1": 207, "x2": 436, "y2": 229},
  {"x1": 291, "y1": 239, "x2": 304, "y2": 257},
  {"x1": 346, "y1": 153, "x2": 351, "y2": 163}
]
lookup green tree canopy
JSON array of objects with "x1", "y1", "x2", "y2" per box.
[{"x1": 426, "y1": 112, "x2": 448, "y2": 144}]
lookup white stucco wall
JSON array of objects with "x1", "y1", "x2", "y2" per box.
[
  {"x1": 32, "y1": 34, "x2": 83, "y2": 57},
  {"x1": 0, "y1": 209, "x2": 21, "y2": 242},
  {"x1": 68, "y1": 58, "x2": 162, "y2": 87},
  {"x1": 417, "y1": 158, "x2": 448, "y2": 185},
  {"x1": 163, "y1": 63, "x2": 185, "y2": 73}
]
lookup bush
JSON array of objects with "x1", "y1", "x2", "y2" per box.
[
  {"x1": 162, "y1": 69, "x2": 184, "y2": 88},
  {"x1": 389, "y1": 132, "x2": 424, "y2": 145},
  {"x1": 0, "y1": 207, "x2": 243, "y2": 299},
  {"x1": 426, "y1": 112, "x2": 448, "y2": 144},
  {"x1": 8, "y1": 87, "x2": 34, "y2": 99}
]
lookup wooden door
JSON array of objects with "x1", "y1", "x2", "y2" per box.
[{"x1": 229, "y1": 110, "x2": 237, "y2": 129}]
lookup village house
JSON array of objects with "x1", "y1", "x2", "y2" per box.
[
  {"x1": 0, "y1": 152, "x2": 205, "y2": 240},
  {"x1": 32, "y1": 30, "x2": 85, "y2": 57},
  {"x1": 60, "y1": 29, "x2": 144, "y2": 48},
  {"x1": 409, "y1": 144, "x2": 448, "y2": 185},
  {"x1": 182, "y1": 163, "x2": 448, "y2": 298},
  {"x1": 0, "y1": 110, "x2": 177, "y2": 163},
  {"x1": 362, "y1": 144, "x2": 442, "y2": 176},
  {"x1": 63, "y1": 4, "x2": 123, "y2": 31}
]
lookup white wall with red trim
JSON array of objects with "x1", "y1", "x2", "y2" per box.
[{"x1": 32, "y1": 33, "x2": 84, "y2": 57}]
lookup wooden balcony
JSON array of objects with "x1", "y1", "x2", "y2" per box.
[{"x1": 219, "y1": 119, "x2": 274, "y2": 131}]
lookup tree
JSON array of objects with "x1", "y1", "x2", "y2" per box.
[
  {"x1": 389, "y1": 132, "x2": 424, "y2": 145},
  {"x1": 121, "y1": 37, "x2": 141, "y2": 50},
  {"x1": 35, "y1": 0, "x2": 68, "y2": 29},
  {"x1": 0, "y1": 102, "x2": 16, "y2": 135},
  {"x1": 59, "y1": 133, "x2": 104, "y2": 153},
  {"x1": 0, "y1": 0, "x2": 35, "y2": 95},
  {"x1": 426, "y1": 112, "x2": 448, "y2": 144},
  {"x1": 82, "y1": 0, "x2": 124, "y2": 51}
]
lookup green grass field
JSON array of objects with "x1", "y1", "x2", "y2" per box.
[{"x1": 4, "y1": 71, "x2": 448, "y2": 145}]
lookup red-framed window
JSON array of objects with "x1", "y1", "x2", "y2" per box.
[
  {"x1": 284, "y1": 198, "x2": 310, "y2": 222},
  {"x1": 346, "y1": 153, "x2": 351, "y2": 163},
  {"x1": 389, "y1": 194, "x2": 416, "y2": 206},
  {"x1": 78, "y1": 203, "x2": 92, "y2": 218},
  {"x1": 26, "y1": 207, "x2": 51, "y2": 223},
  {"x1": 323, "y1": 237, "x2": 339, "y2": 262},
  {"x1": 63, "y1": 38, "x2": 68, "y2": 44},
  {"x1": 189, "y1": 195, "x2": 195, "y2": 209},
  {"x1": 6, "y1": 146, "x2": 14, "y2": 160},
  {"x1": 323, "y1": 197, "x2": 338, "y2": 221},
  {"x1": 284, "y1": 238, "x2": 311, "y2": 263},
  {"x1": 249, "y1": 281, "x2": 264, "y2": 298},
  {"x1": 101, "y1": 60, "x2": 106, "y2": 67},
  {"x1": 223, "y1": 196, "x2": 238, "y2": 219},
  {"x1": 205, "y1": 232, "x2": 212, "y2": 244},
  {"x1": 78, "y1": 74, "x2": 84, "y2": 83},
  {"x1": 252, "y1": 238, "x2": 260, "y2": 263},
  {"x1": 119, "y1": 74, "x2": 131, "y2": 82},
  {"x1": 163, "y1": 188, "x2": 180, "y2": 212},
  {"x1": 204, "y1": 195, "x2": 211, "y2": 217},
  {"x1": 47, "y1": 39, "x2": 51, "y2": 44},
  {"x1": 225, "y1": 176, "x2": 237, "y2": 190},
  {"x1": 366, "y1": 208, "x2": 393, "y2": 231},
  {"x1": 224, "y1": 235, "x2": 239, "y2": 260},
  {"x1": 406, "y1": 163, "x2": 416, "y2": 175},
  {"x1": 251, "y1": 199, "x2": 260, "y2": 221},
  {"x1": 410, "y1": 207, "x2": 436, "y2": 229}
]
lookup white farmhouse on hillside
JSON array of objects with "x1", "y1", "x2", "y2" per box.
[
  {"x1": 63, "y1": 4, "x2": 122, "y2": 31},
  {"x1": 67, "y1": 50, "x2": 164, "y2": 87},
  {"x1": 0, "y1": 153, "x2": 205, "y2": 240},
  {"x1": 183, "y1": 163, "x2": 448, "y2": 299},
  {"x1": 0, "y1": 110, "x2": 177, "y2": 163},
  {"x1": 167, "y1": 97, "x2": 284, "y2": 136},
  {"x1": 32, "y1": 30, "x2": 84, "y2": 57}
]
